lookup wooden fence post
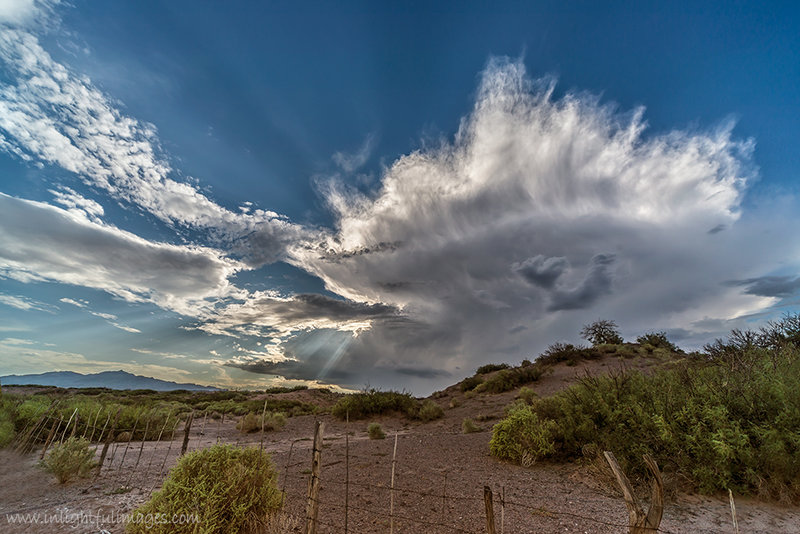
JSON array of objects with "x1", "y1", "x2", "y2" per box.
[
  {"x1": 126, "y1": 413, "x2": 151, "y2": 489},
  {"x1": 304, "y1": 420, "x2": 324, "y2": 534},
  {"x1": 484, "y1": 485, "x2": 496, "y2": 534},
  {"x1": 603, "y1": 451, "x2": 663, "y2": 534},
  {"x1": 59, "y1": 408, "x2": 79, "y2": 444},
  {"x1": 728, "y1": 489, "x2": 740, "y2": 534},
  {"x1": 390, "y1": 432, "x2": 398, "y2": 534},
  {"x1": 40, "y1": 417, "x2": 62, "y2": 460},
  {"x1": 118, "y1": 412, "x2": 141, "y2": 473},
  {"x1": 181, "y1": 410, "x2": 194, "y2": 457},
  {"x1": 95, "y1": 408, "x2": 122, "y2": 477},
  {"x1": 345, "y1": 432, "x2": 350, "y2": 534},
  {"x1": 259, "y1": 400, "x2": 268, "y2": 451},
  {"x1": 500, "y1": 486, "x2": 505, "y2": 534}
]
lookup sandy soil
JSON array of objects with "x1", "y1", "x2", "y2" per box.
[{"x1": 2, "y1": 355, "x2": 799, "y2": 533}]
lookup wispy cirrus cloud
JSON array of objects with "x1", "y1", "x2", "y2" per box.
[
  {"x1": 0, "y1": 27, "x2": 310, "y2": 266},
  {"x1": 0, "y1": 292, "x2": 55, "y2": 312},
  {"x1": 59, "y1": 295, "x2": 141, "y2": 333}
]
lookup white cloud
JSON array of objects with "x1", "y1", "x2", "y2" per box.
[
  {"x1": 0, "y1": 292, "x2": 54, "y2": 312},
  {"x1": 0, "y1": 193, "x2": 244, "y2": 316},
  {"x1": 0, "y1": 28, "x2": 309, "y2": 266},
  {"x1": 49, "y1": 186, "x2": 104, "y2": 220},
  {"x1": 279, "y1": 58, "x2": 797, "y2": 391},
  {"x1": 59, "y1": 297, "x2": 87, "y2": 308},
  {"x1": 333, "y1": 133, "x2": 376, "y2": 173},
  {"x1": 0, "y1": 0, "x2": 57, "y2": 27}
]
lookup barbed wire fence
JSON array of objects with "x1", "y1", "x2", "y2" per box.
[
  {"x1": 269, "y1": 422, "x2": 739, "y2": 534},
  {"x1": 7, "y1": 409, "x2": 744, "y2": 534}
]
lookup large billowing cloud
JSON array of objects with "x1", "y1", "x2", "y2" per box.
[{"x1": 279, "y1": 58, "x2": 796, "y2": 391}]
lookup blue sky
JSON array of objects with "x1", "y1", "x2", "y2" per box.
[{"x1": 0, "y1": 0, "x2": 798, "y2": 393}]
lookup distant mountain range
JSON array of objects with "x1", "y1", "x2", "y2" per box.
[{"x1": 0, "y1": 370, "x2": 220, "y2": 391}]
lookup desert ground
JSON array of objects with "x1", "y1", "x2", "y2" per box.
[{"x1": 2, "y1": 355, "x2": 799, "y2": 533}]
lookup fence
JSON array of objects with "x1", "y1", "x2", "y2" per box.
[
  {"x1": 7, "y1": 410, "x2": 744, "y2": 534},
  {"x1": 272, "y1": 423, "x2": 741, "y2": 534}
]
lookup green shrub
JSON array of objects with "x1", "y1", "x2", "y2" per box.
[
  {"x1": 0, "y1": 419, "x2": 14, "y2": 448},
  {"x1": 332, "y1": 389, "x2": 441, "y2": 421},
  {"x1": 517, "y1": 387, "x2": 537, "y2": 404},
  {"x1": 0, "y1": 398, "x2": 15, "y2": 447},
  {"x1": 417, "y1": 400, "x2": 444, "y2": 422},
  {"x1": 537, "y1": 342, "x2": 600, "y2": 366},
  {"x1": 489, "y1": 404, "x2": 557, "y2": 465},
  {"x1": 474, "y1": 365, "x2": 544, "y2": 394},
  {"x1": 367, "y1": 422, "x2": 385, "y2": 440},
  {"x1": 636, "y1": 331, "x2": 679, "y2": 352},
  {"x1": 459, "y1": 375, "x2": 484, "y2": 392},
  {"x1": 476, "y1": 363, "x2": 511, "y2": 375},
  {"x1": 127, "y1": 445, "x2": 281, "y2": 534},
  {"x1": 491, "y1": 324, "x2": 800, "y2": 500},
  {"x1": 41, "y1": 437, "x2": 97, "y2": 484},
  {"x1": 449, "y1": 398, "x2": 461, "y2": 409},
  {"x1": 236, "y1": 412, "x2": 287, "y2": 433},
  {"x1": 462, "y1": 418, "x2": 481, "y2": 434}
]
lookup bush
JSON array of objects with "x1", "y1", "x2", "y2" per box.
[
  {"x1": 476, "y1": 363, "x2": 510, "y2": 375},
  {"x1": 236, "y1": 412, "x2": 287, "y2": 433},
  {"x1": 459, "y1": 375, "x2": 484, "y2": 392},
  {"x1": 462, "y1": 418, "x2": 481, "y2": 434},
  {"x1": 332, "y1": 389, "x2": 416, "y2": 420},
  {"x1": 127, "y1": 445, "x2": 281, "y2": 534},
  {"x1": 367, "y1": 423, "x2": 385, "y2": 440},
  {"x1": 474, "y1": 365, "x2": 544, "y2": 394},
  {"x1": 41, "y1": 437, "x2": 97, "y2": 484},
  {"x1": 332, "y1": 389, "x2": 442, "y2": 422},
  {"x1": 489, "y1": 404, "x2": 557, "y2": 465},
  {"x1": 537, "y1": 342, "x2": 599, "y2": 366},
  {"x1": 491, "y1": 327, "x2": 800, "y2": 500},
  {"x1": 580, "y1": 320, "x2": 623, "y2": 345},
  {"x1": 417, "y1": 400, "x2": 444, "y2": 422},
  {"x1": 517, "y1": 387, "x2": 537, "y2": 404},
  {"x1": 0, "y1": 398, "x2": 15, "y2": 447},
  {"x1": 637, "y1": 331, "x2": 679, "y2": 352}
]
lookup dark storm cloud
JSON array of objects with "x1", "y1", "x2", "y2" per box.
[
  {"x1": 548, "y1": 254, "x2": 616, "y2": 311},
  {"x1": 725, "y1": 276, "x2": 800, "y2": 298},
  {"x1": 512, "y1": 255, "x2": 569, "y2": 288}
]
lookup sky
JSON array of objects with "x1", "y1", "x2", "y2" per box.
[{"x1": 0, "y1": 0, "x2": 798, "y2": 394}]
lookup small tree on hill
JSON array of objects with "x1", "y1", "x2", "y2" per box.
[{"x1": 581, "y1": 320, "x2": 623, "y2": 345}]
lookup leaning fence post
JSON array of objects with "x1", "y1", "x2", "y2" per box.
[
  {"x1": 259, "y1": 399, "x2": 268, "y2": 451},
  {"x1": 95, "y1": 408, "x2": 122, "y2": 478},
  {"x1": 181, "y1": 410, "x2": 194, "y2": 457},
  {"x1": 500, "y1": 486, "x2": 505, "y2": 534},
  {"x1": 40, "y1": 417, "x2": 63, "y2": 460},
  {"x1": 603, "y1": 451, "x2": 663, "y2": 534},
  {"x1": 59, "y1": 408, "x2": 79, "y2": 444},
  {"x1": 484, "y1": 485, "x2": 496, "y2": 534},
  {"x1": 345, "y1": 430, "x2": 350, "y2": 534},
  {"x1": 390, "y1": 432, "x2": 398, "y2": 534},
  {"x1": 304, "y1": 420, "x2": 324, "y2": 534},
  {"x1": 728, "y1": 489, "x2": 740, "y2": 534}
]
